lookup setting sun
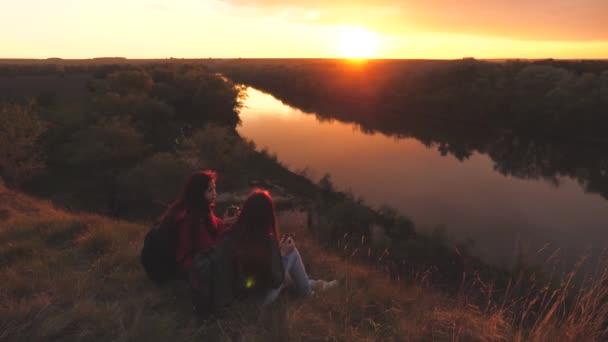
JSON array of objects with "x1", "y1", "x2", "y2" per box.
[{"x1": 336, "y1": 26, "x2": 379, "y2": 59}]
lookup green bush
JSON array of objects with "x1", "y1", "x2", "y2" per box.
[
  {"x1": 106, "y1": 70, "x2": 154, "y2": 96},
  {"x1": 93, "y1": 94, "x2": 177, "y2": 150},
  {"x1": 62, "y1": 116, "x2": 148, "y2": 169},
  {"x1": 0, "y1": 102, "x2": 48, "y2": 188},
  {"x1": 118, "y1": 152, "x2": 192, "y2": 208}
]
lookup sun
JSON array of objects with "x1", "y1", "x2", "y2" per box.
[{"x1": 336, "y1": 26, "x2": 379, "y2": 59}]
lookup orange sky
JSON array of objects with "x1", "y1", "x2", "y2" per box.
[{"x1": 1, "y1": 0, "x2": 607, "y2": 59}]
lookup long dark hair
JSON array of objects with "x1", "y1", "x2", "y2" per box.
[
  {"x1": 230, "y1": 190, "x2": 281, "y2": 286},
  {"x1": 231, "y1": 189, "x2": 280, "y2": 244},
  {"x1": 159, "y1": 170, "x2": 217, "y2": 228}
]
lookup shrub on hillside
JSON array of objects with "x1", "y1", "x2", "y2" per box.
[
  {"x1": 93, "y1": 94, "x2": 178, "y2": 150},
  {"x1": 152, "y1": 70, "x2": 243, "y2": 129},
  {"x1": 106, "y1": 70, "x2": 154, "y2": 96},
  {"x1": 176, "y1": 124, "x2": 253, "y2": 177},
  {"x1": 118, "y1": 152, "x2": 192, "y2": 209},
  {"x1": 62, "y1": 116, "x2": 148, "y2": 169},
  {"x1": 0, "y1": 102, "x2": 47, "y2": 188}
]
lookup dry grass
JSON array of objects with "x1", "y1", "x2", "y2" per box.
[
  {"x1": 1, "y1": 187, "x2": 606, "y2": 341},
  {"x1": 508, "y1": 253, "x2": 608, "y2": 341}
]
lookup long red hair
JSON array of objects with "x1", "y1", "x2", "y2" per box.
[
  {"x1": 230, "y1": 189, "x2": 281, "y2": 288},
  {"x1": 231, "y1": 189, "x2": 280, "y2": 243},
  {"x1": 159, "y1": 170, "x2": 217, "y2": 229}
]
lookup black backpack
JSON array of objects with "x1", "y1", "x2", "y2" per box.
[
  {"x1": 189, "y1": 233, "x2": 236, "y2": 315},
  {"x1": 140, "y1": 220, "x2": 179, "y2": 283},
  {"x1": 189, "y1": 232, "x2": 284, "y2": 316}
]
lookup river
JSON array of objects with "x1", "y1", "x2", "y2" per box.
[{"x1": 237, "y1": 87, "x2": 608, "y2": 264}]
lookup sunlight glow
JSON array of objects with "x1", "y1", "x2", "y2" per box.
[
  {"x1": 1, "y1": 1, "x2": 607, "y2": 59},
  {"x1": 336, "y1": 26, "x2": 379, "y2": 59}
]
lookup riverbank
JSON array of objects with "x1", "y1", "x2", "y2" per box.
[{"x1": 234, "y1": 85, "x2": 608, "y2": 270}]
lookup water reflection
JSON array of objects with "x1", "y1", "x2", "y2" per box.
[{"x1": 238, "y1": 87, "x2": 608, "y2": 263}]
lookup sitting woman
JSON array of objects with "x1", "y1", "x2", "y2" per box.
[
  {"x1": 228, "y1": 189, "x2": 337, "y2": 305},
  {"x1": 158, "y1": 170, "x2": 231, "y2": 276}
]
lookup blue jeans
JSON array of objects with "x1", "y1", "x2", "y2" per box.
[{"x1": 262, "y1": 247, "x2": 317, "y2": 306}]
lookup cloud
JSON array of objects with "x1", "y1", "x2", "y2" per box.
[{"x1": 218, "y1": 0, "x2": 608, "y2": 41}]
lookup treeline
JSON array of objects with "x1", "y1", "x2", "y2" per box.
[
  {"x1": 0, "y1": 58, "x2": 195, "y2": 77},
  {"x1": 211, "y1": 59, "x2": 608, "y2": 200},
  {"x1": 0, "y1": 63, "x2": 254, "y2": 217},
  {"x1": 212, "y1": 58, "x2": 608, "y2": 140}
]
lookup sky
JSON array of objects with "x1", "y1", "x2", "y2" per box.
[{"x1": 1, "y1": 0, "x2": 608, "y2": 59}]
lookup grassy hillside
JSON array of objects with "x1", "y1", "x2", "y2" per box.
[
  {"x1": 2, "y1": 181, "x2": 607, "y2": 341},
  {"x1": 0, "y1": 181, "x2": 500, "y2": 341}
]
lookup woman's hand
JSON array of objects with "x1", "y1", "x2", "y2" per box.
[
  {"x1": 222, "y1": 206, "x2": 240, "y2": 226},
  {"x1": 280, "y1": 235, "x2": 295, "y2": 256},
  {"x1": 222, "y1": 214, "x2": 238, "y2": 226}
]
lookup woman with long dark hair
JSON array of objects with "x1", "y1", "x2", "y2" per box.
[
  {"x1": 159, "y1": 170, "x2": 228, "y2": 274},
  {"x1": 229, "y1": 189, "x2": 337, "y2": 304}
]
